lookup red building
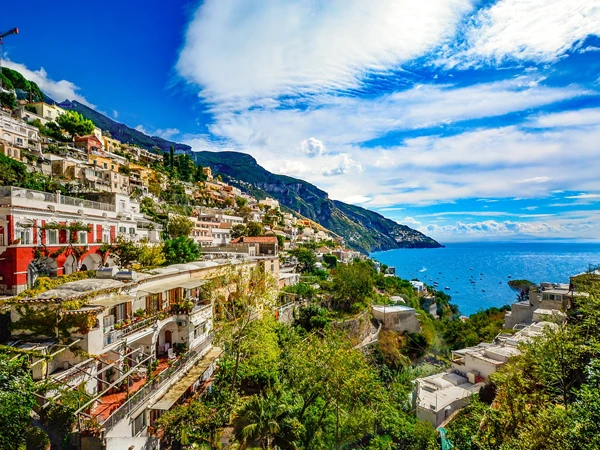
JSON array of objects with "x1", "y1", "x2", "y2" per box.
[
  {"x1": 0, "y1": 186, "x2": 160, "y2": 295},
  {"x1": 74, "y1": 134, "x2": 103, "y2": 153}
]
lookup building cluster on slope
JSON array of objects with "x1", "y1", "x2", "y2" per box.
[
  {"x1": 0, "y1": 100, "x2": 350, "y2": 297},
  {"x1": 413, "y1": 271, "x2": 590, "y2": 428}
]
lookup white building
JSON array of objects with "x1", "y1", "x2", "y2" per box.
[{"x1": 372, "y1": 305, "x2": 421, "y2": 334}]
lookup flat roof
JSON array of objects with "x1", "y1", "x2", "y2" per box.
[{"x1": 372, "y1": 305, "x2": 415, "y2": 313}]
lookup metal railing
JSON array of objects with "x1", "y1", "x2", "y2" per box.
[
  {"x1": 0, "y1": 186, "x2": 116, "y2": 212},
  {"x1": 103, "y1": 314, "x2": 161, "y2": 348},
  {"x1": 101, "y1": 333, "x2": 214, "y2": 432}
]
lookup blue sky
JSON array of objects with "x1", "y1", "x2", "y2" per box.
[{"x1": 2, "y1": 0, "x2": 600, "y2": 242}]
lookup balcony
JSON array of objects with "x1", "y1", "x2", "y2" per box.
[
  {"x1": 0, "y1": 186, "x2": 116, "y2": 212},
  {"x1": 103, "y1": 314, "x2": 162, "y2": 348},
  {"x1": 100, "y1": 334, "x2": 214, "y2": 433}
]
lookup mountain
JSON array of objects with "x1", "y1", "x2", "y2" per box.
[
  {"x1": 192, "y1": 151, "x2": 442, "y2": 253},
  {"x1": 57, "y1": 100, "x2": 191, "y2": 155},
  {"x1": 49, "y1": 96, "x2": 440, "y2": 253}
]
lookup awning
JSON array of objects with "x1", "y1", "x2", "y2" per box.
[
  {"x1": 137, "y1": 281, "x2": 186, "y2": 294},
  {"x1": 90, "y1": 295, "x2": 135, "y2": 308},
  {"x1": 151, "y1": 347, "x2": 221, "y2": 410},
  {"x1": 178, "y1": 279, "x2": 208, "y2": 290}
]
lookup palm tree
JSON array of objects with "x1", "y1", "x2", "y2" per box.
[{"x1": 236, "y1": 390, "x2": 291, "y2": 449}]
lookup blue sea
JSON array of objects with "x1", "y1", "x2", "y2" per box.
[{"x1": 371, "y1": 241, "x2": 600, "y2": 316}]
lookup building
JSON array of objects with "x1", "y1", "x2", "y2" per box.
[
  {"x1": 27, "y1": 102, "x2": 66, "y2": 121},
  {"x1": 504, "y1": 282, "x2": 574, "y2": 329},
  {"x1": 230, "y1": 235, "x2": 279, "y2": 256},
  {"x1": 410, "y1": 280, "x2": 426, "y2": 294},
  {"x1": 259, "y1": 197, "x2": 280, "y2": 210},
  {"x1": 0, "y1": 112, "x2": 41, "y2": 160},
  {"x1": 414, "y1": 321, "x2": 558, "y2": 427},
  {"x1": 371, "y1": 305, "x2": 421, "y2": 334},
  {"x1": 75, "y1": 134, "x2": 104, "y2": 154},
  {"x1": 4, "y1": 258, "x2": 273, "y2": 449},
  {"x1": 102, "y1": 135, "x2": 122, "y2": 154},
  {"x1": 202, "y1": 166, "x2": 213, "y2": 180},
  {"x1": 0, "y1": 187, "x2": 161, "y2": 295},
  {"x1": 192, "y1": 219, "x2": 214, "y2": 247}
]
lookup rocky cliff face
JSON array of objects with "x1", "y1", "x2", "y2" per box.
[{"x1": 193, "y1": 151, "x2": 442, "y2": 253}]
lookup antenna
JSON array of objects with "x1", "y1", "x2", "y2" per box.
[{"x1": 0, "y1": 28, "x2": 19, "y2": 91}]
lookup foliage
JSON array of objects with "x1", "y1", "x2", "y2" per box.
[
  {"x1": 137, "y1": 243, "x2": 166, "y2": 267},
  {"x1": 290, "y1": 247, "x2": 317, "y2": 274},
  {"x1": 231, "y1": 224, "x2": 247, "y2": 239},
  {"x1": 162, "y1": 236, "x2": 200, "y2": 264},
  {"x1": 294, "y1": 304, "x2": 331, "y2": 332},
  {"x1": 283, "y1": 282, "x2": 317, "y2": 301},
  {"x1": 332, "y1": 260, "x2": 375, "y2": 311},
  {"x1": 109, "y1": 236, "x2": 141, "y2": 268},
  {"x1": 323, "y1": 254, "x2": 338, "y2": 269},
  {"x1": 0, "y1": 91, "x2": 17, "y2": 109},
  {"x1": 14, "y1": 270, "x2": 95, "y2": 300},
  {"x1": 167, "y1": 215, "x2": 193, "y2": 239},
  {"x1": 56, "y1": 110, "x2": 95, "y2": 137},
  {"x1": 2, "y1": 68, "x2": 44, "y2": 101},
  {"x1": 246, "y1": 221, "x2": 264, "y2": 237},
  {"x1": 0, "y1": 355, "x2": 36, "y2": 450},
  {"x1": 440, "y1": 306, "x2": 510, "y2": 351}
]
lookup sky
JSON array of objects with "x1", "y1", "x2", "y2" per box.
[{"x1": 2, "y1": 0, "x2": 600, "y2": 243}]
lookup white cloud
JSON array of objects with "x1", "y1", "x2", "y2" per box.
[
  {"x1": 528, "y1": 108, "x2": 600, "y2": 128},
  {"x1": 462, "y1": 0, "x2": 600, "y2": 63},
  {"x1": 135, "y1": 125, "x2": 180, "y2": 140},
  {"x1": 300, "y1": 137, "x2": 326, "y2": 157},
  {"x1": 4, "y1": 59, "x2": 94, "y2": 107},
  {"x1": 517, "y1": 176, "x2": 551, "y2": 184},
  {"x1": 177, "y1": 0, "x2": 474, "y2": 105},
  {"x1": 112, "y1": 110, "x2": 119, "y2": 119},
  {"x1": 402, "y1": 216, "x2": 422, "y2": 226},
  {"x1": 565, "y1": 193, "x2": 600, "y2": 199},
  {"x1": 322, "y1": 153, "x2": 363, "y2": 177}
]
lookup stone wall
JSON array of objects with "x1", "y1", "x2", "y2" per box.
[{"x1": 331, "y1": 310, "x2": 372, "y2": 346}]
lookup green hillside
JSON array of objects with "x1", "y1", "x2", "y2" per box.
[{"x1": 57, "y1": 100, "x2": 192, "y2": 155}]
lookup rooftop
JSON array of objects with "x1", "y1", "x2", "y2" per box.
[{"x1": 372, "y1": 305, "x2": 416, "y2": 313}]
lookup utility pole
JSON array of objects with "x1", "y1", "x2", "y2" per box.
[{"x1": 0, "y1": 28, "x2": 19, "y2": 90}]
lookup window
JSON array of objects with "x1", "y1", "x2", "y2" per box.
[
  {"x1": 129, "y1": 227, "x2": 136, "y2": 235},
  {"x1": 47, "y1": 229, "x2": 58, "y2": 245},
  {"x1": 132, "y1": 412, "x2": 146, "y2": 436},
  {"x1": 103, "y1": 232, "x2": 110, "y2": 243},
  {"x1": 103, "y1": 162, "x2": 108, "y2": 169},
  {"x1": 111, "y1": 164, "x2": 115, "y2": 170},
  {"x1": 119, "y1": 226, "x2": 126, "y2": 233},
  {"x1": 19, "y1": 229, "x2": 31, "y2": 245},
  {"x1": 7, "y1": 148, "x2": 11, "y2": 156},
  {"x1": 93, "y1": 160, "x2": 97, "y2": 165},
  {"x1": 78, "y1": 231, "x2": 87, "y2": 244}
]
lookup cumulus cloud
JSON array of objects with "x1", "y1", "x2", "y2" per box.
[
  {"x1": 177, "y1": 0, "x2": 473, "y2": 104},
  {"x1": 4, "y1": 59, "x2": 94, "y2": 107},
  {"x1": 300, "y1": 137, "x2": 326, "y2": 157},
  {"x1": 322, "y1": 153, "x2": 363, "y2": 177},
  {"x1": 461, "y1": 0, "x2": 600, "y2": 63}
]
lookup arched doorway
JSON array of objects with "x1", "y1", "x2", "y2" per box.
[
  {"x1": 63, "y1": 255, "x2": 78, "y2": 275},
  {"x1": 27, "y1": 257, "x2": 58, "y2": 288},
  {"x1": 80, "y1": 253, "x2": 102, "y2": 272}
]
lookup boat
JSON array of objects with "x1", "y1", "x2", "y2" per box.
[
  {"x1": 470, "y1": 268, "x2": 473, "y2": 270},
  {"x1": 445, "y1": 286, "x2": 450, "y2": 290},
  {"x1": 508, "y1": 275, "x2": 512, "y2": 278},
  {"x1": 482, "y1": 289, "x2": 485, "y2": 292}
]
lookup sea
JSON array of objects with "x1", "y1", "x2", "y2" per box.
[{"x1": 371, "y1": 241, "x2": 600, "y2": 316}]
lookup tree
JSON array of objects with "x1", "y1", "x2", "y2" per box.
[
  {"x1": 290, "y1": 247, "x2": 317, "y2": 273},
  {"x1": 162, "y1": 237, "x2": 200, "y2": 264},
  {"x1": 323, "y1": 254, "x2": 338, "y2": 269},
  {"x1": 246, "y1": 221, "x2": 263, "y2": 237},
  {"x1": 169, "y1": 145, "x2": 175, "y2": 170},
  {"x1": 332, "y1": 260, "x2": 375, "y2": 310},
  {"x1": 167, "y1": 215, "x2": 193, "y2": 239},
  {"x1": 236, "y1": 196, "x2": 248, "y2": 207},
  {"x1": 231, "y1": 224, "x2": 247, "y2": 239},
  {"x1": 0, "y1": 91, "x2": 17, "y2": 110},
  {"x1": 137, "y1": 243, "x2": 166, "y2": 267},
  {"x1": 110, "y1": 236, "x2": 141, "y2": 268},
  {"x1": 0, "y1": 355, "x2": 36, "y2": 450},
  {"x1": 56, "y1": 110, "x2": 95, "y2": 137},
  {"x1": 508, "y1": 279, "x2": 536, "y2": 302}
]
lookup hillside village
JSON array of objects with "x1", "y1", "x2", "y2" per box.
[{"x1": 2, "y1": 69, "x2": 600, "y2": 450}]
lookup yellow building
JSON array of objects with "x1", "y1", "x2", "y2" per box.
[
  {"x1": 28, "y1": 102, "x2": 66, "y2": 121},
  {"x1": 103, "y1": 135, "x2": 122, "y2": 154}
]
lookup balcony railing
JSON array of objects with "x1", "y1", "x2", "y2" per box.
[
  {"x1": 0, "y1": 186, "x2": 116, "y2": 212},
  {"x1": 103, "y1": 314, "x2": 161, "y2": 347},
  {"x1": 101, "y1": 333, "x2": 214, "y2": 433}
]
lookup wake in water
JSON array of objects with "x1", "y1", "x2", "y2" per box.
[{"x1": 419, "y1": 267, "x2": 427, "y2": 272}]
